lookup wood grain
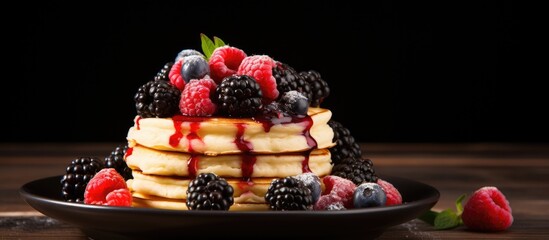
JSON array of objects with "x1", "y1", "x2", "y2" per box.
[{"x1": 1, "y1": 143, "x2": 548, "y2": 239}]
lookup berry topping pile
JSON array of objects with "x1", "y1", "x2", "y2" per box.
[
  {"x1": 133, "y1": 34, "x2": 331, "y2": 118},
  {"x1": 186, "y1": 173, "x2": 234, "y2": 210}
]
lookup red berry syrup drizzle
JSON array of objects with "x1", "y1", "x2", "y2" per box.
[
  {"x1": 254, "y1": 115, "x2": 317, "y2": 173},
  {"x1": 124, "y1": 147, "x2": 134, "y2": 159},
  {"x1": 169, "y1": 115, "x2": 208, "y2": 179},
  {"x1": 135, "y1": 116, "x2": 142, "y2": 130},
  {"x1": 235, "y1": 123, "x2": 257, "y2": 183},
  {"x1": 301, "y1": 150, "x2": 313, "y2": 173}
]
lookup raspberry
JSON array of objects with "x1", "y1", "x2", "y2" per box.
[
  {"x1": 179, "y1": 78, "x2": 217, "y2": 116},
  {"x1": 237, "y1": 55, "x2": 278, "y2": 101},
  {"x1": 461, "y1": 186, "x2": 513, "y2": 231},
  {"x1": 209, "y1": 46, "x2": 247, "y2": 84},
  {"x1": 169, "y1": 60, "x2": 185, "y2": 91},
  {"x1": 314, "y1": 175, "x2": 356, "y2": 210},
  {"x1": 84, "y1": 168, "x2": 132, "y2": 206},
  {"x1": 377, "y1": 179, "x2": 402, "y2": 206}
]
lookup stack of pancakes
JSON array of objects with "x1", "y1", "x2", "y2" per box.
[{"x1": 125, "y1": 107, "x2": 335, "y2": 211}]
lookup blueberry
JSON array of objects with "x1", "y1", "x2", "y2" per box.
[
  {"x1": 353, "y1": 183, "x2": 386, "y2": 208},
  {"x1": 180, "y1": 55, "x2": 210, "y2": 83},
  {"x1": 175, "y1": 49, "x2": 204, "y2": 62},
  {"x1": 293, "y1": 173, "x2": 321, "y2": 203},
  {"x1": 279, "y1": 90, "x2": 309, "y2": 116}
]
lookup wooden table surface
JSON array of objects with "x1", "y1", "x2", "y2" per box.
[{"x1": 1, "y1": 143, "x2": 548, "y2": 239}]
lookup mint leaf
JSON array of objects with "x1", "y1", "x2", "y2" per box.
[
  {"x1": 418, "y1": 210, "x2": 438, "y2": 225},
  {"x1": 455, "y1": 194, "x2": 466, "y2": 215},
  {"x1": 418, "y1": 193, "x2": 467, "y2": 229},
  {"x1": 200, "y1": 33, "x2": 216, "y2": 60},
  {"x1": 434, "y1": 209, "x2": 461, "y2": 230},
  {"x1": 213, "y1": 36, "x2": 225, "y2": 48}
]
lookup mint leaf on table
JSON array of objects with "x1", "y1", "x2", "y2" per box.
[
  {"x1": 434, "y1": 209, "x2": 461, "y2": 229},
  {"x1": 418, "y1": 194, "x2": 466, "y2": 230}
]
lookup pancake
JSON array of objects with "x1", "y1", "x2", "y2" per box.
[
  {"x1": 127, "y1": 107, "x2": 334, "y2": 155},
  {"x1": 131, "y1": 193, "x2": 269, "y2": 211},
  {"x1": 127, "y1": 171, "x2": 277, "y2": 201},
  {"x1": 126, "y1": 145, "x2": 333, "y2": 178}
]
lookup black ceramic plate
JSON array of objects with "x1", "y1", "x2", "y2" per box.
[{"x1": 20, "y1": 175, "x2": 439, "y2": 240}]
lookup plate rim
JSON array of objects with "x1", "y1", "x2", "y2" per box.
[{"x1": 20, "y1": 174, "x2": 439, "y2": 216}]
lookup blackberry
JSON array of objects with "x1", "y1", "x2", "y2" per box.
[
  {"x1": 328, "y1": 120, "x2": 362, "y2": 165},
  {"x1": 154, "y1": 62, "x2": 173, "y2": 81},
  {"x1": 186, "y1": 173, "x2": 234, "y2": 210},
  {"x1": 300, "y1": 70, "x2": 330, "y2": 107},
  {"x1": 265, "y1": 177, "x2": 313, "y2": 211},
  {"x1": 332, "y1": 157, "x2": 378, "y2": 185},
  {"x1": 215, "y1": 75, "x2": 262, "y2": 117},
  {"x1": 134, "y1": 80, "x2": 181, "y2": 118},
  {"x1": 61, "y1": 157, "x2": 104, "y2": 203},
  {"x1": 105, "y1": 144, "x2": 133, "y2": 180},
  {"x1": 272, "y1": 62, "x2": 312, "y2": 102}
]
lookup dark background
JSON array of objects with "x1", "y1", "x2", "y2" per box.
[{"x1": 3, "y1": 1, "x2": 546, "y2": 143}]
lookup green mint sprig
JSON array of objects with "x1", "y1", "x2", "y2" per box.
[
  {"x1": 200, "y1": 33, "x2": 226, "y2": 60},
  {"x1": 418, "y1": 194, "x2": 466, "y2": 230}
]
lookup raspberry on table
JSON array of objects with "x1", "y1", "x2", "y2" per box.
[
  {"x1": 314, "y1": 175, "x2": 356, "y2": 210},
  {"x1": 209, "y1": 46, "x2": 247, "y2": 84},
  {"x1": 377, "y1": 179, "x2": 402, "y2": 206},
  {"x1": 461, "y1": 186, "x2": 513, "y2": 231},
  {"x1": 186, "y1": 173, "x2": 234, "y2": 210},
  {"x1": 84, "y1": 168, "x2": 132, "y2": 206},
  {"x1": 179, "y1": 78, "x2": 217, "y2": 117},
  {"x1": 237, "y1": 55, "x2": 279, "y2": 101}
]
